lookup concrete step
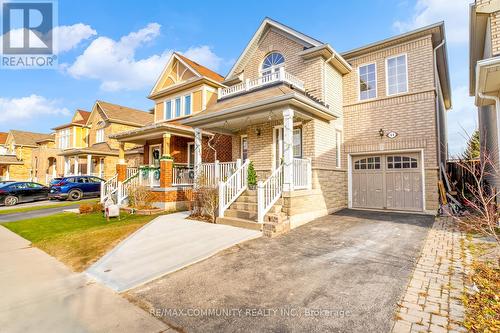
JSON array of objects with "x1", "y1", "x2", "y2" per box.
[
  {"x1": 244, "y1": 189, "x2": 257, "y2": 196},
  {"x1": 230, "y1": 202, "x2": 258, "y2": 211},
  {"x1": 224, "y1": 209, "x2": 257, "y2": 220},
  {"x1": 217, "y1": 216, "x2": 262, "y2": 231},
  {"x1": 235, "y1": 195, "x2": 257, "y2": 203}
]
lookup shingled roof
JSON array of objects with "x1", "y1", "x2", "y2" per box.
[
  {"x1": 96, "y1": 100, "x2": 154, "y2": 126},
  {"x1": 9, "y1": 130, "x2": 51, "y2": 147},
  {"x1": 0, "y1": 132, "x2": 8, "y2": 145},
  {"x1": 74, "y1": 109, "x2": 91, "y2": 125},
  {"x1": 175, "y1": 53, "x2": 225, "y2": 83}
]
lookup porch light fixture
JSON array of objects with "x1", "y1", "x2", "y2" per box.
[
  {"x1": 379, "y1": 128, "x2": 384, "y2": 138},
  {"x1": 255, "y1": 128, "x2": 261, "y2": 136}
]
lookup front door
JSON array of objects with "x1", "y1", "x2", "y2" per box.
[{"x1": 274, "y1": 126, "x2": 303, "y2": 169}]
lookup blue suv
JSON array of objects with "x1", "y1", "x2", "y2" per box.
[{"x1": 49, "y1": 176, "x2": 104, "y2": 201}]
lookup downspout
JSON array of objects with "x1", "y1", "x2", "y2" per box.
[
  {"x1": 207, "y1": 135, "x2": 217, "y2": 161},
  {"x1": 433, "y1": 40, "x2": 445, "y2": 181},
  {"x1": 478, "y1": 91, "x2": 500, "y2": 164}
]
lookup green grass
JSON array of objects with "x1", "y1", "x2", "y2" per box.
[
  {"x1": 1, "y1": 211, "x2": 160, "y2": 271},
  {"x1": 0, "y1": 199, "x2": 98, "y2": 215}
]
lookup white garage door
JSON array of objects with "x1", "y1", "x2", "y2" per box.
[{"x1": 352, "y1": 153, "x2": 423, "y2": 211}]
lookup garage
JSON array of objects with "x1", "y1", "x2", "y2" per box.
[{"x1": 351, "y1": 153, "x2": 423, "y2": 211}]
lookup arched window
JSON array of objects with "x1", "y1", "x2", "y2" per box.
[{"x1": 261, "y1": 52, "x2": 285, "y2": 76}]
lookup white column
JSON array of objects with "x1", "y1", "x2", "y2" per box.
[
  {"x1": 87, "y1": 154, "x2": 92, "y2": 176},
  {"x1": 5, "y1": 166, "x2": 9, "y2": 181},
  {"x1": 283, "y1": 108, "x2": 294, "y2": 192},
  {"x1": 64, "y1": 156, "x2": 70, "y2": 176},
  {"x1": 74, "y1": 157, "x2": 79, "y2": 175},
  {"x1": 194, "y1": 128, "x2": 202, "y2": 181}
]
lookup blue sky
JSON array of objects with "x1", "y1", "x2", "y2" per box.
[{"x1": 0, "y1": 0, "x2": 473, "y2": 155}]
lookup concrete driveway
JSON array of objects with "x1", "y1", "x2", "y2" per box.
[
  {"x1": 86, "y1": 212, "x2": 261, "y2": 292},
  {"x1": 129, "y1": 209, "x2": 434, "y2": 333}
]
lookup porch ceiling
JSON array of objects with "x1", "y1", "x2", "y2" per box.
[{"x1": 475, "y1": 56, "x2": 500, "y2": 106}]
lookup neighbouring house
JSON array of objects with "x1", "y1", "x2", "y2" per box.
[
  {"x1": 469, "y1": 0, "x2": 500, "y2": 186},
  {"x1": 0, "y1": 132, "x2": 12, "y2": 181},
  {"x1": 31, "y1": 133, "x2": 58, "y2": 184},
  {"x1": 107, "y1": 18, "x2": 451, "y2": 233},
  {"x1": 57, "y1": 101, "x2": 152, "y2": 180},
  {"x1": 0, "y1": 130, "x2": 53, "y2": 182},
  {"x1": 109, "y1": 52, "x2": 233, "y2": 210}
]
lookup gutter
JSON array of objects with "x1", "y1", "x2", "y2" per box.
[{"x1": 433, "y1": 39, "x2": 445, "y2": 181}]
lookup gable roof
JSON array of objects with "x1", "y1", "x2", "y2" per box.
[
  {"x1": 35, "y1": 133, "x2": 55, "y2": 143},
  {"x1": 225, "y1": 17, "x2": 325, "y2": 81},
  {"x1": 0, "y1": 132, "x2": 8, "y2": 145},
  {"x1": 95, "y1": 100, "x2": 154, "y2": 127},
  {"x1": 9, "y1": 130, "x2": 50, "y2": 147},
  {"x1": 149, "y1": 53, "x2": 224, "y2": 98},
  {"x1": 73, "y1": 109, "x2": 91, "y2": 125}
]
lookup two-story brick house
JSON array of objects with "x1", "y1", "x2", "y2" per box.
[
  {"x1": 469, "y1": 0, "x2": 500, "y2": 186},
  {"x1": 178, "y1": 18, "x2": 451, "y2": 230},
  {"x1": 58, "y1": 101, "x2": 152, "y2": 180}
]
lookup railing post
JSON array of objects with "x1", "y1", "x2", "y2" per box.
[
  {"x1": 279, "y1": 66, "x2": 285, "y2": 81},
  {"x1": 257, "y1": 181, "x2": 264, "y2": 223},
  {"x1": 215, "y1": 160, "x2": 220, "y2": 185},
  {"x1": 100, "y1": 181, "x2": 105, "y2": 203},
  {"x1": 245, "y1": 78, "x2": 250, "y2": 91},
  {"x1": 117, "y1": 181, "x2": 122, "y2": 205},
  {"x1": 218, "y1": 181, "x2": 225, "y2": 218},
  {"x1": 307, "y1": 157, "x2": 312, "y2": 190},
  {"x1": 236, "y1": 159, "x2": 242, "y2": 190}
]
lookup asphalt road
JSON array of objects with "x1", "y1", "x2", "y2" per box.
[
  {"x1": 0, "y1": 205, "x2": 80, "y2": 223},
  {"x1": 129, "y1": 209, "x2": 433, "y2": 333}
]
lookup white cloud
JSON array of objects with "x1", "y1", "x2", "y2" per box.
[
  {"x1": 53, "y1": 23, "x2": 97, "y2": 53},
  {"x1": 0, "y1": 95, "x2": 70, "y2": 122},
  {"x1": 181, "y1": 45, "x2": 223, "y2": 71},
  {"x1": 447, "y1": 85, "x2": 477, "y2": 157},
  {"x1": 0, "y1": 24, "x2": 96, "y2": 54},
  {"x1": 393, "y1": 0, "x2": 470, "y2": 43},
  {"x1": 65, "y1": 23, "x2": 224, "y2": 92}
]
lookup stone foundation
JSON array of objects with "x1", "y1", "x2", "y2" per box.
[{"x1": 149, "y1": 186, "x2": 193, "y2": 211}]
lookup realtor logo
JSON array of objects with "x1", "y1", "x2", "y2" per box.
[{"x1": 1, "y1": 0, "x2": 57, "y2": 69}]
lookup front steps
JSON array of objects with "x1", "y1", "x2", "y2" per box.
[{"x1": 217, "y1": 189, "x2": 289, "y2": 236}]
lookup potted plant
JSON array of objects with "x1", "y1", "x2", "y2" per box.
[{"x1": 247, "y1": 161, "x2": 257, "y2": 190}]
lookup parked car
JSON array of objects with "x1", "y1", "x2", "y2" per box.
[
  {"x1": 49, "y1": 175, "x2": 104, "y2": 201},
  {"x1": 0, "y1": 182, "x2": 50, "y2": 206}
]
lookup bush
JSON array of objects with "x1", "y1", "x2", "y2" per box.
[
  {"x1": 92, "y1": 202, "x2": 104, "y2": 212},
  {"x1": 191, "y1": 180, "x2": 218, "y2": 223},
  {"x1": 247, "y1": 161, "x2": 257, "y2": 188},
  {"x1": 128, "y1": 185, "x2": 154, "y2": 209},
  {"x1": 79, "y1": 204, "x2": 93, "y2": 214}
]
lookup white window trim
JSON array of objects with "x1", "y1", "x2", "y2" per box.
[
  {"x1": 96, "y1": 128, "x2": 105, "y2": 143},
  {"x1": 357, "y1": 61, "x2": 377, "y2": 102},
  {"x1": 187, "y1": 142, "x2": 194, "y2": 166},
  {"x1": 335, "y1": 130, "x2": 342, "y2": 168},
  {"x1": 149, "y1": 144, "x2": 162, "y2": 166},
  {"x1": 385, "y1": 53, "x2": 408, "y2": 96},
  {"x1": 272, "y1": 122, "x2": 303, "y2": 170},
  {"x1": 240, "y1": 135, "x2": 248, "y2": 160},
  {"x1": 162, "y1": 91, "x2": 195, "y2": 121}
]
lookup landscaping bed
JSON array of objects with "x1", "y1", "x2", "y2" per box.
[{"x1": 1, "y1": 212, "x2": 159, "y2": 272}]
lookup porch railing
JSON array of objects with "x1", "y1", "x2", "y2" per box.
[
  {"x1": 117, "y1": 169, "x2": 139, "y2": 205},
  {"x1": 218, "y1": 68, "x2": 305, "y2": 99},
  {"x1": 138, "y1": 166, "x2": 161, "y2": 187},
  {"x1": 218, "y1": 159, "x2": 249, "y2": 218},
  {"x1": 126, "y1": 167, "x2": 138, "y2": 179},
  {"x1": 100, "y1": 173, "x2": 118, "y2": 203},
  {"x1": 257, "y1": 163, "x2": 284, "y2": 223},
  {"x1": 173, "y1": 166, "x2": 194, "y2": 186},
  {"x1": 293, "y1": 157, "x2": 312, "y2": 190}
]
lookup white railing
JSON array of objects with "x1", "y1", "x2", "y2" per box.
[
  {"x1": 195, "y1": 161, "x2": 238, "y2": 187},
  {"x1": 173, "y1": 166, "x2": 194, "y2": 186},
  {"x1": 117, "y1": 170, "x2": 139, "y2": 205},
  {"x1": 219, "y1": 161, "x2": 237, "y2": 180},
  {"x1": 293, "y1": 157, "x2": 312, "y2": 190},
  {"x1": 257, "y1": 163, "x2": 284, "y2": 223},
  {"x1": 138, "y1": 166, "x2": 161, "y2": 187},
  {"x1": 218, "y1": 68, "x2": 305, "y2": 99},
  {"x1": 126, "y1": 167, "x2": 138, "y2": 179},
  {"x1": 100, "y1": 173, "x2": 118, "y2": 203},
  {"x1": 218, "y1": 159, "x2": 249, "y2": 218}
]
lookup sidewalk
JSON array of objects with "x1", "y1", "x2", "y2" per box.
[
  {"x1": 391, "y1": 217, "x2": 469, "y2": 333},
  {"x1": 0, "y1": 225, "x2": 169, "y2": 333}
]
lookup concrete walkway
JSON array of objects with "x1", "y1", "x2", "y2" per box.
[
  {"x1": 86, "y1": 212, "x2": 261, "y2": 292},
  {"x1": 0, "y1": 226, "x2": 168, "y2": 333}
]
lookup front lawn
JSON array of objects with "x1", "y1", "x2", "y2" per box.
[{"x1": 1, "y1": 212, "x2": 160, "y2": 271}]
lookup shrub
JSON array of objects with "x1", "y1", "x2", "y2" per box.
[
  {"x1": 191, "y1": 178, "x2": 219, "y2": 223},
  {"x1": 79, "y1": 204, "x2": 93, "y2": 214},
  {"x1": 128, "y1": 185, "x2": 154, "y2": 210},
  {"x1": 92, "y1": 202, "x2": 104, "y2": 212},
  {"x1": 247, "y1": 161, "x2": 257, "y2": 188}
]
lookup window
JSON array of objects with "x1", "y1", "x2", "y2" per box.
[
  {"x1": 165, "y1": 100, "x2": 172, "y2": 120},
  {"x1": 96, "y1": 128, "x2": 105, "y2": 143},
  {"x1": 387, "y1": 156, "x2": 417, "y2": 169},
  {"x1": 354, "y1": 157, "x2": 381, "y2": 170},
  {"x1": 184, "y1": 95, "x2": 191, "y2": 115},
  {"x1": 241, "y1": 135, "x2": 248, "y2": 160},
  {"x1": 359, "y1": 63, "x2": 376, "y2": 100},
  {"x1": 293, "y1": 128, "x2": 302, "y2": 158},
  {"x1": 386, "y1": 54, "x2": 408, "y2": 95},
  {"x1": 175, "y1": 97, "x2": 181, "y2": 117},
  {"x1": 335, "y1": 130, "x2": 342, "y2": 168},
  {"x1": 58, "y1": 128, "x2": 70, "y2": 149},
  {"x1": 261, "y1": 52, "x2": 285, "y2": 76}
]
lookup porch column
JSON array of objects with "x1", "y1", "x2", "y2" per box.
[
  {"x1": 74, "y1": 157, "x2": 79, "y2": 175},
  {"x1": 64, "y1": 157, "x2": 70, "y2": 176},
  {"x1": 5, "y1": 166, "x2": 9, "y2": 181},
  {"x1": 117, "y1": 142, "x2": 127, "y2": 182},
  {"x1": 283, "y1": 108, "x2": 294, "y2": 192},
  {"x1": 194, "y1": 128, "x2": 202, "y2": 181},
  {"x1": 160, "y1": 133, "x2": 173, "y2": 188},
  {"x1": 87, "y1": 154, "x2": 92, "y2": 176}
]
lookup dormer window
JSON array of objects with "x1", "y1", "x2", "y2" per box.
[{"x1": 261, "y1": 52, "x2": 285, "y2": 76}]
